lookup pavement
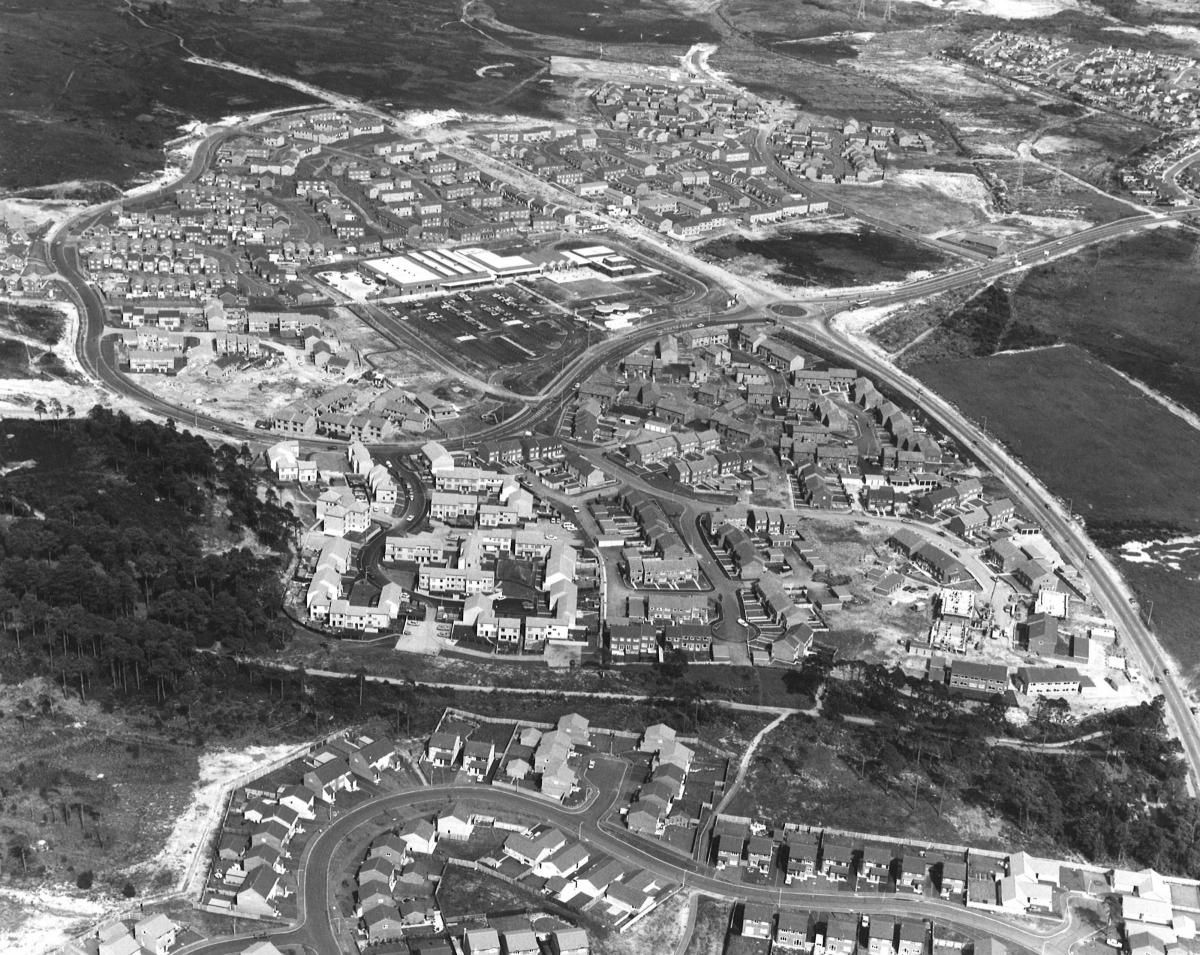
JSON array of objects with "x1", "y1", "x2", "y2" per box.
[
  {"x1": 37, "y1": 72, "x2": 1200, "y2": 794},
  {"x1": 174, "y1": 782, "x2": 1091, "y2": 955},
  {"x1": 790, "y1": 312, "x2": 1200, "y2": 794}
]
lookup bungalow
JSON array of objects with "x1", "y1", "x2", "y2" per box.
[
  {"x1": 626, "y1": 800, "x2": 665, "y2": 836},
  {"x1": 558, "y1": 712, "x2": 590, "y2": 747},
  {"x1": 277, "y1": 784, "x2": 316, "y2": 820},
  {"x1": 503, "y1": 929, "x2": 541, "y2": 955},
  {"x1": 465, "y1": 928, "x2": 502, "y2": 955},
  {"x1": 97, "y1": 924, "x2": 140, "y2": 955},
  {"x1": 242, "y1": 844, "x2": 282, "y2": 873},
  {"x1": 369, "y1": 833, "x2": 409, "y2": 867},
  {"x1": 604, "y1": 881, "x2": 654, "y2": 918},
  {"x1": 573, "y1": 859, "x2": 628, "y2": 899},
  {"x1": 550, "y1": 927, "x2": 590, "y2": 955},
  {"x1": 998, "y1": 874, "x2": 1054, "y2": 913},
  {"x1": 250, "y1": 820, "x2": 292, "y2": 855},
  {"x1": 1013, "y1": 558, "x2": 1057, "y2": 594},
  {"x1": 537, "y1": 842, "x2": 591, "y2": 880},
  {"x1": 504, "y1": 827, "x2": 567, "y2": 867},
  {"x1": 358, "y1": 857, "x2": 398, "y2": 891},
  {"x1": 399, "y1": 896, "x2": 438, "y2": 927}
]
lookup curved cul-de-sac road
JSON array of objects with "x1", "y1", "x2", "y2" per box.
[{"x1": 173, "y1": 783, "x2": 1090, "y2": 955}]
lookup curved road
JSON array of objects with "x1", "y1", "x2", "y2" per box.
[
  {"x1": 176, "y1": 783, "x2": 1084, "y2": 955},
  {"x1": 788, "y1": 312, "x2": 1200, "y2": 793},
  {"x1": 42, "y1": 103, "x2": 1200, "y2": 789}
]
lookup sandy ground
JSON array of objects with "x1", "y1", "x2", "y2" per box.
[
  {"x1": 135, "y1": 340, "x2": 328, "y2": 427},
  {"x1": 1149, "y1": 24, "x2": 1200, "y2": 46},
  {"x1": 0, "y1": 886, "x2": 113, "y2": 955},
  {"x1": 0, "y1": 198, "x2": 87, "y2": 234},
  {"x1": 831, "y1": 302, "x2": 911, "y2": 337},
  {"x1": 0, "y1": 298, "x2": 151, "y2": 422},
  {"x1": 133, "y1": 743, "x2": 304, "y2": 897},
  {"x1": 887, "y1": 169, "x2": 992, "y2": 211},
  {"x1": 1121, "y1": 533, "x2": 1200, "y2": 567},
  {"x1": 896, "y1": 0, "x2": 1092, "y2": 16},
  {"x1": 1, "y1": 740, "x2": 305, "y2": 955}
]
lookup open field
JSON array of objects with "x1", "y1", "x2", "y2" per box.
[
  {"x1": 715, "y1": 40, "x2": 937, "y2": 126},
  {"x1": 887, "y1": 282, "x2": 1057, "y2": 364},
  {"x1": 174, "y1": 0, "x2": 556, "y2": 117},
  {"x1": 888, "y1": 227, "x2": 1200, "y2": 415},
  {"x1": 912, "y1": 345, "x2": 1200, "y2": 535},
  {"x1": 1001, "y1": 228, "x2": 1200, "y2": 416},
  {"x1": 910, "y1": 344, "x2": 1200, "y2": 679},
  {"x1": 699, "y1": 226, "x2": 952, "y2": 289},
  {"x1": 0, "y1": 0, "x2": 565, "y2": 192},
  {"x1": 488, "y1": 0, "x2": 720, "y2": 45},
  {"x1": 0, "y1": 0, "x2": 316, "y2": 192}
]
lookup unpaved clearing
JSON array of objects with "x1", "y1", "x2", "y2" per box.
[
  {"x1": 887, "y1": 169, "x2": 991, "y2": 211},
  {"x1": 896, "y1": 0, "x2": 1095, "y2": 16},
  {"x1": 133, "y1": 742, "x2": 304, "y2": 897},
  {"x1": 0, "y1": 885, "x2": 112, "y2": 955},
  {"x1": 0, "y1": 298, "x2": 150, "y2": 421},
  {"x1": 0, "y1": 198, "x2": 87, "y2": 235}
]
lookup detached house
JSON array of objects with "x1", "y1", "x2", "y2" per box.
[
  {"x1": 426, "y1": 731, "x2": 462, "y2": 767},
  {"x1": 463, "y1": 740, "x2": 497, "y2": 779}
]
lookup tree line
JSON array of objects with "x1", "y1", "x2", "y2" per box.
[
  {"x1": 819, "y1": 660, "x2": 1200, "y2": 876},
  {"x1": 0, "y1": 408, "x2": 299, "y2": 703}
]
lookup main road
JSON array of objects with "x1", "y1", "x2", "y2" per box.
[
  {"x1": 789, "y1": 311, "x2": 1200, "y2": 793},
  {"x1": 41, "y1": 101, "x2": 1200, "y2": 787},
  {"x1": 175, "y1": 783, "x2": 1086, "y2": 955}
]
